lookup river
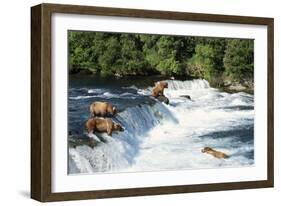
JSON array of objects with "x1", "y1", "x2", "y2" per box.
[{"x1": 68, "y1": 75, "x2": 254, "y2": 174}]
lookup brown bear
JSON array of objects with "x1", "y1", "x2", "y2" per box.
[
  {"x1": 151, "y1": 81, "x2": 168, "y2": 97},
  {"x1": 151, "y1": 81, "x2": 169, "y2": 104},
  {"x1": 86, "y1": 118, "x2": 124, "y2": 136},
  {"x1": 89, "y1": 101, "x2": 117, "y2": 117},
  {"x1": 201, "y1": 147, "x2": 229, "y2": 159}
]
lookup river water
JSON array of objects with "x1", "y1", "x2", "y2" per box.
[{"x1": 68, "y1": 76, "x2": 254, "y2": 174}]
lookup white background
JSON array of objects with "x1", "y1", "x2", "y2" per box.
[{"x1": 0, "y1": 0, "x2": 279, "y2": 205}]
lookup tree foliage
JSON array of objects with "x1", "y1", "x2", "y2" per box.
[
  {"x1": 69, "y1": 31, "x2": 254, "y2": 85},
  {"x1": 223, "y1": 39, "x2": 254, "y2": 82}
]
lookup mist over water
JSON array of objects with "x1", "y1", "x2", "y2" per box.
[{"x1": 68, "y1": 76, "x2": 254, "y2": 174}]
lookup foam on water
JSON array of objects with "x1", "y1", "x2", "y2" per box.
[
  {"x1": 70, "y1": 91, "x2": 139, "y2": 100},
  {"x1": 69, "y1": 79, "x2": 254, "y2": 174},
  {"x1": 69, "y1": 95, "x2": 97, "y2": 100},
  {"x1": 88, "y1": 88, "x2": 106, "y2": 94}
]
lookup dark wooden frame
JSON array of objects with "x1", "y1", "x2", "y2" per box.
[{"x1": 31, "y1": 3, "x2": 274, "y2": 202}]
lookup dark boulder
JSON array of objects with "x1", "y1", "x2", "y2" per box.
[
  {"x1": 156, "y1": 95, "x2": 169, "y2": 104},
  {"x1": 180, "y1": 95, "x2": 191, "y2": 100}
]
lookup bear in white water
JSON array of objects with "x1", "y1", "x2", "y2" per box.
[
  {"x1": 86, "y1": 118, "x2": 124, "y2": 136},
  {"x1": 151, "y1": 81, "x2": 169, "y2": 104},
  {"x1": 90, "y1": 101, "x2": 117, "y2": 117}
]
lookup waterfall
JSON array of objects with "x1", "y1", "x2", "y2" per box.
[
  {"x1": 166, "y1": 79, "x2": 210, "y2": 90},
  {"x1": 69, "y1": 102, "x2": 178, "y2": 173}
]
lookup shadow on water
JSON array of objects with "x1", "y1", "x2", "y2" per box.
[
  {"x1": 198, "y1": 125, "x2": 253, "y2": 143},
  {"x1": 216, "y1": 105, "x2": 254, "y2": 111},
  {"x1": 198, "y1": 125, "x2": 254, "y2": 159},
  {"x1": 242, "y1": 150, "x2": 254, "y2": 159}
]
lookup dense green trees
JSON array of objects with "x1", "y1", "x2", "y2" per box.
[
  {"x1": 69, "y1": 31, "x2": 254, "y2": 86},
  {"x1": 187, "y1": 38, "x2": 226, "y2": 85},
  {"x1": 223, "y1": 39, "x2": 254, "y2": 81}
]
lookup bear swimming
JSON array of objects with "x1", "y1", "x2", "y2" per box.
[
  {"x1": 89, "y1": 101, "x2": 117, "y2": 117},
  {"x1": 151, "y1": 81, "x2": 169, "y2": 104},
  {"x1": 201, "y1": 147, "x2": 229, "y2": 159},
  {"x1": 86, "y1": 118, "x2": 124, "y2": 136}
]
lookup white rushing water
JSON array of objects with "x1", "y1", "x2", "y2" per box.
[{"x1": 69, "y1": 79, "x2": 254, "y2": 174}]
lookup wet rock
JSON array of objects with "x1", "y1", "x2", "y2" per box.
[
  {"x1": 156, "y1": 95, "x2": 169, "y2": 104},
  {"x1": 180, "y1": 95, "x2": 191, "y2": 100}
]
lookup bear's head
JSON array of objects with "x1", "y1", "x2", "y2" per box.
[
  {"x1": 201, "y1": 147, "x2": 212, "y2": 153},
  {"x1": 159, "y1": 81, "x2": 168, "y2": 89},
  {"x1": 113, "y1": 123, "x2": 124, "y2": 132}
]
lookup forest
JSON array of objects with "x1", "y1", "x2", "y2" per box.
[{"x1": 69, "y1": 31, "x2": 254, "y2": 88}]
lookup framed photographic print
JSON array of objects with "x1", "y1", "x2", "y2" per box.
[{"x1": 31, "y1": 3, "x2": 274, "y2": 202}]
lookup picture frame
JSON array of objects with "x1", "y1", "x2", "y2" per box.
[{"x1": 31, "y1": 3, "x2": 274, "y2": 202}]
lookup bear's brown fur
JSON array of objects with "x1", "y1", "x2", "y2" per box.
[
  {"x1": 151, "y1": 81, "x2": 168, "y2": 97},
  {"x1": 201, "y1": 147, "x2": 229, "y2": 159},
  {"x1": 86, "y1": 118, "x2": 124, "y2": 136},
  {"x1": 90, "y1": 101, "x2": 117, "y2": 117}
]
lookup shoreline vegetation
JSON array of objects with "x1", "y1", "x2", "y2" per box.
[{"x1": 69, "y1": 31, "x2": 254, "y2": 93}]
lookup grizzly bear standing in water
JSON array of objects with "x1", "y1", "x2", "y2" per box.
[
  {"x1": 86, "y1": 118, "x2": 124, "y2": 136},
  {"x1": 151, "y1": 81, "x2": 169, "y2": 104},
  {"x1": 151, "y1": 81, "x2": 168, "y2": 97},
  {"x1": 90, "y1": 101, "x2": 117, "y2": 117}
]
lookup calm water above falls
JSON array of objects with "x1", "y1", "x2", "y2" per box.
[{"x1": 68, "y1": 76, "x2": 254, "y2": 174}]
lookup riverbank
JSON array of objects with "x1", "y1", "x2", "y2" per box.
[{"x1": 217, "y1": 79, "x2": 254, "y2": 94}]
